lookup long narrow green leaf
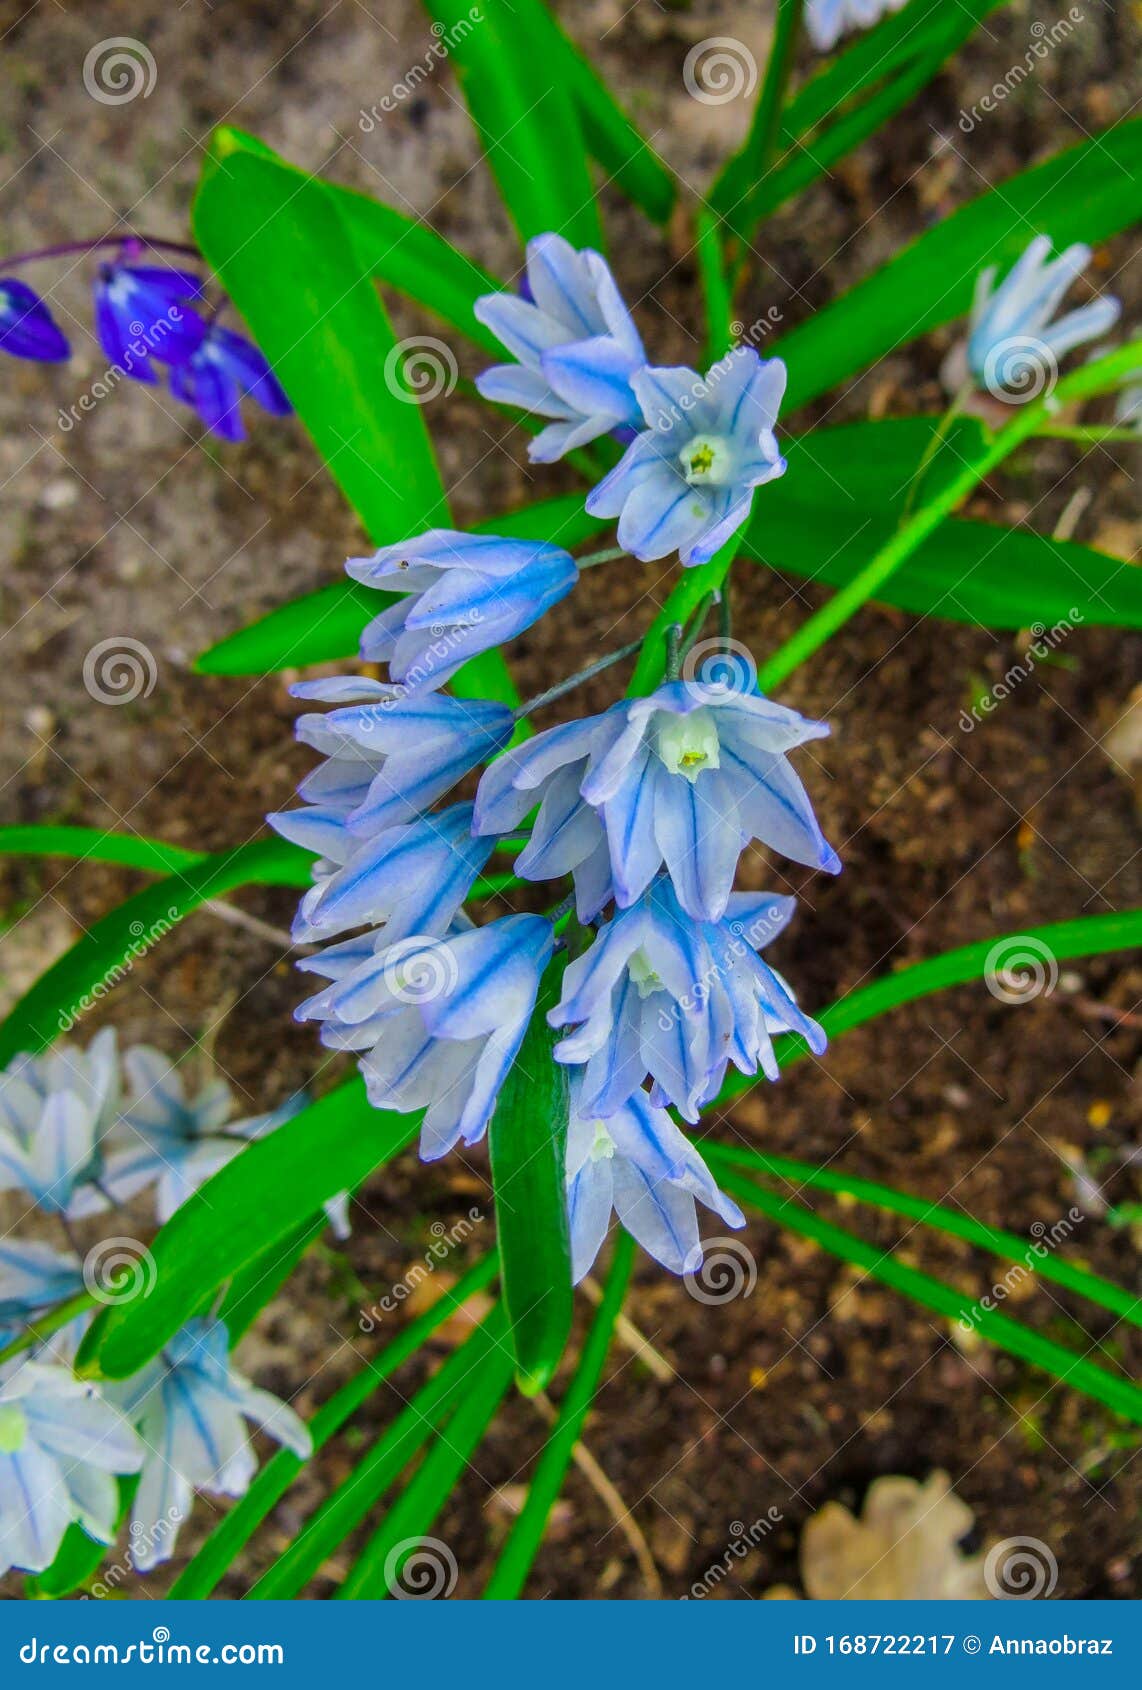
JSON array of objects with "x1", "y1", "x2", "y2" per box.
[
  {"x1": 219, "y1": 1217, "x2": 327, "y2": 1344},
  {"x1": 77, "y1": 1082, "x2": 419, "y2": 1380},
  {"x1": 717, "y1": 1165, "x2": 1142, "y2": 1424},
  {"x1": 171, "y1": 1255, "x2": 498, "y2": 1598},
  {"x1": 773, "y1": 119, "x2": 1142, "y2": 413},
  {"x1": 508, "y1": 0, "x2": 675, "y2": 223},
  {"x1": 484, "y1": 1231, "x2": 634, "y2": 1599},
  {"x1": 702, "y1": 1144, "x2": 1142, "y2": 1330},
  {"x1": 0, "y1": 826, "x2": 201, "y2": 876},
  {"x1": 194, "y1": 127, "x2": 448, "y2": 543},
  {"x1": 338, "y1": 1341, "x2": 515, "y2": 1598},
  {"x1": 711, "y1": 0, "x2": 805, "y2": 243},
  {"x1": 248, "y1": 1306, "x2": 506, "y2": 1598},
  {"x1": 0, "y1": 838, "x2": 311, "y2": 1067},
  {"x1": 422, "y1": 0, "x2": 602, "y2": 250},
  {"x1": 489, "y1": 958, "x2": 572, "y2": 1395}
]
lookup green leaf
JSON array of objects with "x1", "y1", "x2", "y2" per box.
[
  {"x1": 0, "y1": 838, "x2": 311, "y2": 1068},
  {"x1": 489, "y1": 958, "x2": 573, "y2": 1395},
  {"x1": 702, "y1": 1144, "x2": 1142, "y2": 1331},
  {"x1": 194, "y1": 127, "x2": 448, "y2": 543},
  {"x1": 76, "y1": 1080, "x2": 418, "y2": 1380},
  {"x1": 337, "y1": 1342, "x2": 515, "y2": 1598},
  {"x1": 0, "y1": 826, "x2": 202, "y2": 876},
  {"x1": 716, "y1": 1164, "x2": 1142, "y2": 1424},
  {"x1": 421, "y1": 0, "x2": 602, "y2": 250},
  {"x1": 171, "y1": 1254, "x2": 498, "y2": 1598},
  {"x1": 507, "y1": 0, "x2": 675, "y2": 224},
  {"x1": 248, "y1": 1306, "x2": 506, "y2": 1598},
  {"x1": 773, "y1": 119, "x2": 1142, "y2": 413},
  {"x1": 748, "y1": 419, "x2": 1142, "y2": 631},
  {"x1": 219, "y1": 1217, "x2": 327, "y2": 1344},
  {"x1": 484, "y1": 1231, "x2": 634, "y2": 1599},
  {"x1": 710, "y1": 0, "x2": 805, "y2": 244},
  {"x1": 194, "y1": 494, "x2": 605, "y2": 676}
]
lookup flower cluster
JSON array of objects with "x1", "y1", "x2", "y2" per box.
[
  {"x1": 272, "y1": 233, "x2": 840, "y2": 1286},
  {"x1": 0, "y1": 238, "x2": 290, "y2": 441},
  {"x1": 0, "y1": 1032, "x2": 320, "y2": 1581}
]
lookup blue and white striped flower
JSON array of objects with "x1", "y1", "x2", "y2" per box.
[
  {"x1": 0, "y1": 278, "x2": 70, "y2": 362},
  {"x1": 475, "y1": 232, "x2": 646, "y2": 461},
  {"x1": 0, "y1": 1029, "x2": 121, "y2": 1217},
  {"x1": 101, "y1": 1047, "x2": 322, "y2": 1227},
  {"x1": 347, "y1": 530, "x2": 577, "y2": 694},
  {"x1": 586, "y1": 347, "x2": 787, "y2": 566},
  {"x1": 107, "y1": 1319, "x2": 311, "y2": 1572},
  {"x1": 806, "y1": 0, "x2": 908, "y2": 52},
  {"x1": 0, "y1": 1360, "x2": 143, "y2": 1578},
  {"x1": 0, "y1": 1243, "x2": 84, "y2": 1349},
  {"x1": 285, "y1": 803, "x2": 493, "y2": 947},
  {"x1": 297, "y1": 914, "x2": 554, "y2": 1162},
  {"x1": 169, "y1": 322, "x2": 291, "y2": 441},
  {"x1": 268, "y1": 677, "x2": 514, "y2": 853},
  {"x1": 966, "y1": 236, "x2": 1121, "y2": 399},
  {"x1": 474, "y1": 677, "x2": 838, "y2": 922},
  {"x1": 566, "y1": 1081, "x2": 744, "y2": 1281},
  {"x1": 550, "y1": 881, "x2": 825, "y2": 1123}
]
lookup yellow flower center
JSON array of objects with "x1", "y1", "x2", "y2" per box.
[
  {"x1": 680, "y1": 433, "x2": 733, "y2": 487},
  {"x1": 655, "y1": 709, "x2": 721, "y2": 783},
  {"x1": 0, "y1": 1404, "x2": 28, "y2": 1454}
]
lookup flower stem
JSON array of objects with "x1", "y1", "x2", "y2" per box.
[
  {"x1": 755, "y1": 338, "x2": 1142, "y2": 693},
  {"x1": 0, "y1": 1290, "x2": 96, "y2": 1367},
  {"x1": 1034, "y1": 424, "x2": 1140, "y2": 446},
  {"x1": 627, "y1": 533, "x2": 740, "y2": 696},
  {"x1": 719, "y1": 0, "x2": 806, "y2": 264},
  {"x1": 576, "y1": 545, "x2": 626, "y2": 569},
  {"x1": 514, "y1": 638, "x2": 642, "y2": 718},
  {"x1": 0, "y1": 234, "x2": 200, "y2": 273}
]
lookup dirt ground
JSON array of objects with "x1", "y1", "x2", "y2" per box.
[{"x1": 1, "y1": 0, "x2": 1140, "y2": 1599}]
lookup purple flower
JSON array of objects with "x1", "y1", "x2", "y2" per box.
[
  {"x1": 296, "y1": 914, "x2": 554, "y2": 1161},
  {"x1": 347, "y1": 530, "x2": 578, "y2": 694},
  {"x1": 586, "y1": 347, "x2": 787, "y2": 567},
  {"x1": 549, "y1": 880, "x2": 825, "y2": 1123},
  {"x1": 92, "y1": 261, "x2": 206, "y2": 382},
  {"x1": 475, "y1": 232, "x2": 646, "y2": 461},
  {"x1": 474, "y1": 676, "x2": 838, "y2": 922},
  {"x1": 169, "y1": 323, "x2": 291, "y2": 440},
  {"x1": 0, "y1": 279, "x2": 70, "y2": 362}
]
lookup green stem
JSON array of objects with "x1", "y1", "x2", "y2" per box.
[
  {"x1": 695, "y1": 211, "x2": 733, "y2": 363},
  {"x1": 1034, "y1": 424, "x2": 1140, "y2": 445},
  {"x1": 756, "y1": 340, "x2": 1142, "y2": 692},
  {"x1": 627, "y1": 534, "x2": 740, "y2": 696},
  {"x1": 717, "y1": 0, "x2": 806, "y2": 255},
  {"x1": 0, "y1": 1291, "x2": 96, "y2": 1366},
  {"x1": 515, "y1": 638, "x2": 643, "y2": 719}
]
